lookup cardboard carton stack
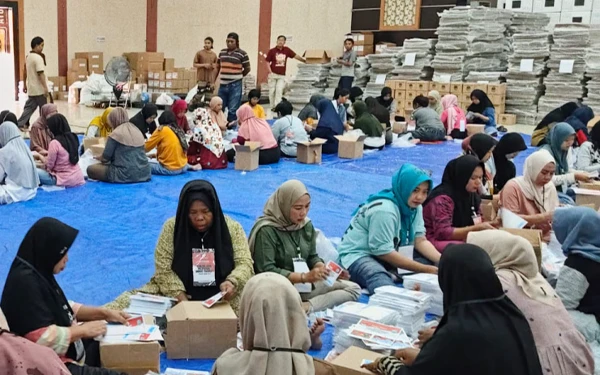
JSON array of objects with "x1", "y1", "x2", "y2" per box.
[
  {"x1": 403, "y1": 273, "x2": 444, "y2": 316},
  {"x1": 538, "y1": 24, "x2": 590, "y2": 115},
  {"x1": 364, "y1": 52, "x2": 397, "y2": 97},
  {"x1": 369, "y1": 286, "x2": 431, "y2": 336},
  {"x1": 351, "y1": 32, "x2": 375, "y2": 57},
  {"x1": 505, "y1": 13, "x2": 551, "y2": 126},
  {"x1": 123, "y1": 52, "x2": 165, "y2": 83},
  {"x1": 146, "y1": 68, "x2": 196, "y2": 94},
  {"x1": 583, "y1": 26, "x2": 600, "y2": 113},
  {"x1": 67, "y1": 56, "x2": 90, "y2": 88},
  {"x1": 392, "y1": 38, "x2": 435, "y2": 81},
  {"x1": 75, "y1": 52, "x2": 104, "y2": 75},
  {"x1": 385, "y1": 80, "x2": 431, "y2": 117},
  {"x1": 432, "y1": 7, "x2": 469, "y2": 82},
  {"x1": 462, "y1": 8, "x2": 512, "y2": 83},
  {"x1": 48, "y1": 76, "x2": 68, "y2": 101},
  {"x1": 287, "y1": 61, "x2": 330, "y2": 108}
]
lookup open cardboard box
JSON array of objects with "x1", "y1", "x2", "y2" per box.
[
  {"x1": 575, "y1": 189, "x2": 600, "y2": 210},
  {"x1": 165, "y1": 301, "x2": 237, "y2": 359},
  {"x1": 392, "y1": 121, "x2": 407, "y2": 134},
  {"x1": 335, "y1": 134, "x2": 367, "y2": 159},
  {"x1": 466, "y1": 124, "x2": 485, "y2": 136},
  {"x1": 501, "y1": 228, "x2": 542, "y2": 268},
  {"x1": 296, "y1": 138, "x2": 327, "y2": 164},
  {"x1": 580, "y1": 181, "x2": 600, "y2": 191},
  {"x1": 100, "y1": 341, "x2": 160, "y2": 375},
  {"x1": 234, "y1": 141, "x2": 261, "y2": 171},
  {"x1": 330, "y1": 346, "x2": 383, "y2": 375},
  {"x1": 588, "y1": 115, "x2": 600, "y2": 131},
  {"x1": 303, "y1": 50, "x2": 334, "y2": 65}
]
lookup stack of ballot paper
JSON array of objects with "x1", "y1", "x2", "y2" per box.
[
  {"x1": 100, "y1": 317, "x2": 163, "y2": 343},
  {"x1": 332, "y1": 302, "x2": 398, "y2": 329},
  {"x1": 369, "y1": 286, "x2": 431, "y2": 336},
  {"x1": 333, "y1": 318, "x2": 414, "y2": 354},
  {"x1": 403, "y1": 274, "x2": 443, "y2": 316},
  {"x1": 125, "y1": 293, "x2": 176, "y2": 317}
]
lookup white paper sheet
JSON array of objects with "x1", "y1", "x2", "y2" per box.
[
  {"x1": 500, "y1": 208, "x2": 527, "y2": 229},
  {"x1": 404, "y1": 53, "x2": 416, "y2": 66},
  {"x1": 559, "y1": 60, "x2": 574, "y2": 74},
  {"x1": 375, "y1": 74, "x2": 386, "y2": 84},
  {"x1": 519, "y1": 59, "x2": 534, "y2": 72},
  {"x1": 397, "y1": 246, "x2": 415, "y2": 275}
]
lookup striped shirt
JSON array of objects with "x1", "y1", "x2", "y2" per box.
[{"x1": 218, "y1": 48, "x2": 250, "y2": 85}]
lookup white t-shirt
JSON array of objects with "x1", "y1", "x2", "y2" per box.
[{"x1": 26, "y1": 53, "x2": 45, "y2": 96}]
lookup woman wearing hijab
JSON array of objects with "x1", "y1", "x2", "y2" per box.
[
  {"x1": 440, "y1": 94, "x2": 467, "y2": 139},
  {"x1": 106, "y1": 180, "x2": 254, "y2": 315},
  {"x1": 145, "y1": 111, "x2": 189, "y2": 175},
  {"x1": 0, "y1": 122, "x2": 39, "y2": 204},
  {"x1": 250, "y1": 180, "x2": 361, "y2": 311},
  {"x1": 575, "y1": 121, "x2": 600, "y2": 173},
  {"x1": 347, "y1": 87, "x2": 364, "y2": 120},
  {"x1": 338, "y1": 165, "x2": 439, "y2": 294},
  {"x1": 171, "y1": 99, "x2": 191, "y2": 133},
  {"x1": 353, "y1": 101, "x2": 385, "y2": 149},
  {"x1": 37, "y1": 114, "x2": 84, "y2": 187},
  {"x1": 129, "y1": 103, "x2": 158, "y2": 138},
  {"x1": 212, "y1": 273, "x2": 337, "y2": 375},
  {"x1": 468, "y1": 230, "x2": 593, "y2": 375},
  {"x1": 0, "y1": 218, "x2": 131, "y2": 375},
  {"x1": 187, "y1": 107, "x2": 227, "y2": 170},
  {"x1": 29, "y1": 103, "x2": 57, "y2": 154},
  {"x1": 305, "y1": 99, "x2": 345, "y2": 155},
  {"x1": 411, "y1": 95, "x2": 446, "y2": 143},
  {"x1": 564, "y1": 105, "x2": 594, "y2": 146},
  {"x1": 229, "y1": 105, "x2": 280, "y2": 165},
  {"x1": 423, "y1": 155, "x2": 496, "y2": 253},
  {"x1": 427, "y1": 90, "x2": 443, "y2": 116},
  {"x1": 86, "y1": 107, "x2": 151, "y2": 184},
  {"x1": 499, "y1": 150, "x2": 558, "y2": 243},
  {"x1": 540, "y1": 123, "x2": 590, "y2": 203},
  {"x1": 377, "y1": 87, "x2": 397, "y2": 117},
  {"x1": 532, "y1": 102, "x2": 579, "y2": 146},
  {"x1": 271, "y1": 99, "x2": 309, "y2": 158},
  {"x1": 0, "y1": 110, "x2": 18, "y2": 125},
  {"x1": 467, "y1": 89, "x2": 500, "y2": 136},
  {"x1": 363, "y1": 244, "x2": 543, "y2": 375},
  {"x1": 365, "y1": 97, "x2": 394, "y2": 145},
  {"x1": 554, "y1": 208, "x2": 600, "y2": 351},
  {"x1": 209, "y1": 96, "x2": 228, "y2": 134},
  {"x1": 298, "y1": 94, "x2": 326, "y2": 125},
  {"x1": 86, "y1": 107, "x2": 113, "y2": 139},
  {"x1": 493, "y1": 133, "x2": 527, "y2": 192},
  {"x1": 462, "y1": 133, "x2": 498, "y2": 195}
]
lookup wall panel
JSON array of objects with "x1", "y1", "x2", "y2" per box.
[{"x1": 24, "y1": 0, "x2": 58, "y2": 76}]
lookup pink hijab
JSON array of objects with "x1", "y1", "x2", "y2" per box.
[
  {"x1": 171, "y1": 99, "x2": 190, "y2": 132},
  {"x1": 237, "y1": 105, "x2": 278, "y2": 149},
  {"x1": 441, "y1": 94, "x2": 466, "y2": 134}
]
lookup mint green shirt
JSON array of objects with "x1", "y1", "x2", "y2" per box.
[{"x1": 337, "y1": 199, "x2": 425, "y2": 269}]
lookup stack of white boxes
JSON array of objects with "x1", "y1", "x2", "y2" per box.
[
  {"x1": 583, "y1": 26, "x2": 600, "y2": 112},
  {"x1": 500, "y1": 0, "x2": 600, "y2": 28}
]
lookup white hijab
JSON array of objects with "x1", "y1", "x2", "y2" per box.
[
  {"x1": 0, "y1": 122, "x2": 39, "y2": 189},
  {"x1": 514, "y1": 150, "x2": 559, "y2": 213}
]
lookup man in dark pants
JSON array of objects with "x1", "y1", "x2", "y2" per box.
[
  {"x1": 337, "y1": 38, "x2": 357, "y2": 90},
  {"x1": 18, "y1": 36, "x2": 49, "y2": 130}
]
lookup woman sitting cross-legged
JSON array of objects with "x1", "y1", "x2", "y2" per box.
[
  {"x1": 86, "y1": 107, "x2": 151, "y2": 184},
  {"x1": 411, "y1": 95, "x2": 446, "y2": 143},
  {"x1": 129, "y1": 103, "x2": 158, "y2": 138},
  {"x1": 187, "y1": 107, "x2": 228, "y2": 170},
  {"x1": 0, "y1": 122, "x2": 39, "y2": 204},
  {"x1": 352, "y1": 100, "x2": 385, "y2": 149},
  {"x1": 85, "y1": 107, "x2": 112, "y2": 139},
  {"x1": 37, "y1": 114, "x2": 85, "y2": 188},
  {"x1": 106, "y1": 180, "x2": 254, "y2": 315},
  {"x1": 145, "y1": 111, "x2": 189, "y2": 175},
  {"x1": 227, "y1": 105, "x2": 280, "y2": 165},
  {"x1": 250, "y1": 180, "x2": 360, "y2": 312},
  {"x1": 0, "y1": 218, "x2": 130, "y2": 375},
  {"x1": 29, "y1": 103, "x2": 58, "y2": 155},
  {"x1": 271, "y1": 99, "x2": 309, "y2": 158}
]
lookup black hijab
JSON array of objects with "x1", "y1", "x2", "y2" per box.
[
  {"x1": 1, "y1": 218, "x2": 84, "y2": 362},
  {"x1": 397, "y1": 244, "x2": 543, "y2": 375},
  {"x1": 130, "y1": 104, "x2": 158, "y2": 137},
  {"x1": 493, "y1": 133, "x2": 527, "y2": 192},
  {"x1": 424, "y1": 155, "x2": 484, "y2": 228},
  {"x1": 171, "y1": 180, "x2": 235, "y2": 301},
  {"x1": 0, "y1": 110, "x2": 18, "y2": 124},
  {"x1": 365, "y1": 97, "x2": 390, "y2": 127},
  {"x1": 465, "y1": 133, "x2": 497, "y2": 161},
  {"x1": 377, "y1": 87, "x2": 394, "y2": 109},
  {"x1": 47, "y1": 114, "x2": 79, "y2": 165},
  {"x1": 467, "y1": 89, "x2": 494, "y2": 114},
  {"x1": 349, "y1": 87, "x2": 364, "y2": 104},
  {"x1": 534, "y1": 102, "x2": 579, "y2": 131},
  {"x1": 591, "y1": 121, "x2": 600, "y2": 151},
  {"x1": 158, "y1": 111, "x2": 189, "y2": 152}
]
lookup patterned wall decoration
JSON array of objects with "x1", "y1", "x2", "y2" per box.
[{"x1": 379, "y1": 0, "x2": 421, "y2": 30}]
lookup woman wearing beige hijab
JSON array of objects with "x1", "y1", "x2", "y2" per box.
[
  {"x1": 249, "y1": 180, "x2": 360, "y2": 312},
  {"x1": 212, "y1": 272, "x2": 336, "y2": 375},
  {"x1": 467, "y1": 230, "x2": 594, "y2": 375},
  {"x1": 209, "y1": 96, "x2": 228, "y2": 134}
]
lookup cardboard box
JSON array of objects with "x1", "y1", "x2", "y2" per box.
[
  {"x1": 352, "y1": 32, "x2": 374, "y2": 46},
  {"x1": 233, "y1": 142, "x2": 262, "y2": 171},
  {"x1": 467, "y1": 124, "x2": 485, "y2": 136},
  {"x1": 57, "y1": 92, "x2": 69, "y2": 101},
  {"x1": 165, "y1": 301, "x2": 237, "y2": 359},
  {"x1": 576, "y1": 190, "x2": 600, "y2": 209},
  {"x1": 100, "y1": 341, "x2": 160, "y2": 375},
  {"x1": 393, "y1": 121, "x2": 407, "y2": 134},
  {"x1": 580, "y1": 181, "x2": 600, "y2": 191},
  {"x1": 481, "y1": 200, "x2": 496, "y2": 222},
  {"x1": 450, "y1": 82, "x2": 463, "y2": 94},
  {"x1": 487, "y1": 83, "x2": 506, "y2": 95},
  {"x1": 71, "y1": 58, "x2": 88, "y2": 72},
  {"x1": 587, "y1": 115, "x2": 600, "y2": 130},
  {"x1": 75, "y1": 51, "x2": 103, "y2": 65},
  {"x1": 498, "y1": 114, "x2": 517, "y2": 125},
  {"x1": 430, "y1": 82, "x2": 450, "y2": 93},
  {"x1": 386, "y1": 80, "x2": 405, "y2": 91},
  {"x1": 148, "y1": 62, "x2": 164, "y2": 72},
  {"x1": 59, "y1": 76, "x2": 67, "y2": 91},
  {"x1": 335, "y1": 134, "x2": 367, "y2": 159},
  {"x1": 303, "y1": 50, "x2": 334, "y2": 64},
  {"x1": 296, "y1": 138, "x2": 327, "y2": 164},
  {"x1": 501, "y1": 228, "x2": 542, "y2": 268},
  {"x1": 68, "y1": 86, "x2": 80, "y2": 104},
  {"x1": 164, "y1": 58, "x2": 175, "y2": 71},
  {"x1": 353, "y1": 44, "x2": 374, "y2": 56},
  {"x1": 489, "y1": 94, "x2": 505, "y2": 106},
  {"x1": 393, "y1": 90, "x2": 406, "y2": 100},
  {"x1": 84, "y1": 137, "x2": 107, "y2": 153},
  {"x1": 330, "y1": 346, "x2": 382, "y2": 375},
  {"x1": 123, "y1": 52, "x2": 165, "y2": 72},
  {"x1": 463, "y1": 82, "x2": 487, "y2": 94}
]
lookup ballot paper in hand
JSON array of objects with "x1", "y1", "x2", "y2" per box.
[
  {"x1": 101, "y1": 323, "x2": 163, "y2": 343},
  {"x1": 202, "y1": 291, "x2": 224, "y2": 308},
  {"x1": 500, "y1": 208, "x2": 527, "y2": 229},
  {"x1": 324, "y1": 260, "x2": 343, "y2": 286}
]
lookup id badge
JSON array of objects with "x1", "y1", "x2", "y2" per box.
[
  {"x1": 293, "y1": 257, "x2": 312, "y2": 293},
  {"x1": 192, "y1": 248, "x2": 216, "y2": 287},
  {"x1": 472, "y1": 215, "x2": 482, "y2": 225}
]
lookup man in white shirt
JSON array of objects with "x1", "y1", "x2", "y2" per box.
[{"x1": 17, "y1": 36, "x2": 49, "y2": 130}]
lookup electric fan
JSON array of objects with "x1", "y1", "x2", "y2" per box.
[{"x1": 104, "y1": 56, "x2": 132, "y2": 107}]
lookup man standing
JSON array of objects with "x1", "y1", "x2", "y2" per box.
[
  {"x1": 265, "y1": 35, "x2": 306, "y2": 110},
  {"x1": 18, "y1": 37, "x2": 49, "y2": 130},
  {"x1": 216, "y1": 32, "x2": 250, "y2": 125},
  {"x1": 337, "y1": 38, "x2": 357, "y2": 91},
  {"x1": 193, "y1": 37, "x2": 218, "y2": 89}
]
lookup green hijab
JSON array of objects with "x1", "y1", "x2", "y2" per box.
[
  {"x1": 353, "y1": 101, "x2": 383, "y2": 137},
  {"x1": 540, "y1": 122, "x2": 575, "y2": 174}
]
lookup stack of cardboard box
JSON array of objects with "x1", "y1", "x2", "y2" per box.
[
  {"x1": 47, "y1": 76, "x2": 68, "y2": 101},
  {"x1": 123, "y1": 52, "x2": 165, "y2": 83},
  {"x1": 351, "y1": 32, "x2": 374, "y2": 57},
  {"x1": 67, "y1": 52, "x2": 104, "y2": 88},
  {"x1": 385, "y1": 80, "x2": 431, "y2": 117},
  {"x1": 124, "y1": 52, "x2": 196, "y2": 94}
]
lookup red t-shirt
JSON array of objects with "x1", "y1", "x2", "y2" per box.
[{"x1": 266, "y1": 46, "x2": 296, "y2": 76}]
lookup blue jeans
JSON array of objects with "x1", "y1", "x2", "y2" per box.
[
  {"x1": 37, "y1": 168, "x2": 56, "y2": 186},
  {"x1": 150, "y1": 163, "x2": 186, "y2": 176},
  {"x1": 348, "y1": 256, "x2": 395, "y2": 294},
  {"x1": 338, "y1": 76, "x2": 354, "y2": 90},
  {"x1": 558, "y1": 191, "x2": 576, "y2": 205},
  {"x1": 218, "y1": 79, "x2": 243, "y2": 123}
]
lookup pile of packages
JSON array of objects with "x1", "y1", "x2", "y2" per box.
[
  {"x1": 286, "y1": 64, "x2": 330, "y2": 108},
  {"x1": 462, "y1": 7, "x2": 512, "y2": 82},
  {"x1": 505, "y1": 13, "x2": 551, "y2": 126},
  {"x1": 403, "y1": 274, "x2": 444, "y2": 316},
  {"x1": 326, "y1": 63, "x2": 342, "y2": 98},
  {"x1": 364, "y1": 52, "x2": 398, "y2": 97},
  {"x1": 538, "y1": 24, "x2": 590, "y2": 115},
  {"x1": 369, "y1": 286, "x2": 431, "y2": 336},
  {"x1": 432, "y1": 7, "x2": 469, "y2": 82},
  {"x1": 392, "y1": 39, "x2": 435, "y2": 81},
  {"x1": 583, "y1": 26, "x2": 600, "y2": 113},
  {"x1": 242, "y1": 74, "x2": 256, "y2": 96}
]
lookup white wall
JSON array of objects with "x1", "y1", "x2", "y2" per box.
[{"x1": 24, "y1": 0, "x2": 58, "y2": 76}]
